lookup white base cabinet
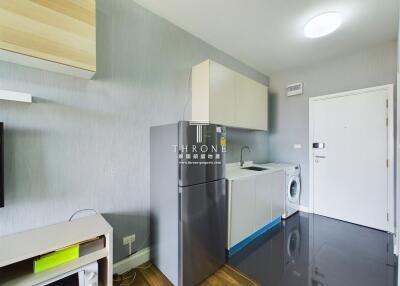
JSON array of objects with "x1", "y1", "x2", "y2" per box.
[
  {"x1": 229, "y1": 176, "x2": 256, "y2": 247},
  {"x1": 254, "y1": 174, "x2": 273, "y2": 231},
  {"x1": 192, "y1": 60, "x2": 268, "y2": 131},
  {"x1": 227, "y1": 170, "x2": 285, "y2": 250},
  {"x1": 270, "y1": 171, "x2": 286, "y2": 219}
]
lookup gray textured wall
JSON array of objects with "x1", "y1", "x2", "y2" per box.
[
  {"x1": 0, "y1": 0, "x2": 268, "y2": 262},
  {"x1": 226, "y1": 127, "x2": 268, "y2": 164},
  {"x1": 268, "y1": 40, "x2": 397, "y2": 208}
]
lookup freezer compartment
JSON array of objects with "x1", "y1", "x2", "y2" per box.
[
  {"x1": 178, "y1": 121, "x2": 226, "y2": 186},
  {"x1": 179, "y1": 179, "x2": 226, "y2": 286}
]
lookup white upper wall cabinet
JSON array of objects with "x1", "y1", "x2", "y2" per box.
[{"x1": 192, "y1": 60, "x2": 268, "y2": 131}]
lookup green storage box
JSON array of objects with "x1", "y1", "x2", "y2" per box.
[{"x1": 34, "y1": 244, "x2": 79, "y2": 273}]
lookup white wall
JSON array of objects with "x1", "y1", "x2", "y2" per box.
[{"x1": 268, "y1": 40, "x2": 397, "y2": 208}]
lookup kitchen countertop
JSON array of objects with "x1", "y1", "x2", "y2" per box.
[{"x1": 226, "y1": 161, "x2": 281, "y2": 180}]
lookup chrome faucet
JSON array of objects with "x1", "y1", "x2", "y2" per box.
[{"x1": 240, "y1": 146, "x2": 251, "y2": 167}]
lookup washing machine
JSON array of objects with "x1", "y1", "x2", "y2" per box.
[{"x1": 262, "y1": 163, "x2": 301, "y2": 219}]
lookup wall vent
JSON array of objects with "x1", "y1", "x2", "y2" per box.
[{"x1": 287, "y1": 82, "x2": 303, "y2": 96}]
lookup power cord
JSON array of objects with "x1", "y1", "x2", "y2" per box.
[
  {"x1": 68, "y1": 208, "x2": 98, "y2": 222},
  {"x1": 113, "y1": 263, "x2": 153, "y2": 285},
  {"x1": 113, "y1": 270, "x2": 137, "y2": 286}
]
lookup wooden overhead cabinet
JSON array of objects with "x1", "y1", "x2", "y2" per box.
[
  {"x1": 0, "y1": 0, "x2": 96, "y2": 79},
  {"x1": 192, "y1": 60, "x2": 268, "y2": 131}
]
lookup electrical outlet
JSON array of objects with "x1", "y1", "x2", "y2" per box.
[{"x1": 123, "y1": 234, "x2": 135, "y2": 245}]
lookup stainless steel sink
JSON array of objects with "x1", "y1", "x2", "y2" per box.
[{"x1": 241, "y1": 166, "x2": 268, "y2": 171}]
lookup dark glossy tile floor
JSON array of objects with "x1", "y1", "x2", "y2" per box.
[{"x1": 229, "y1": 212, "x2": 397, "y2": 286}]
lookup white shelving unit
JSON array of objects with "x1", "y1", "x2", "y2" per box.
[{"x1": 0, "y1": 215, "x2": 113, "y2": 286}]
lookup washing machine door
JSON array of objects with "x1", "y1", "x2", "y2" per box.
[{"x1": 287, "y1": 176, "x2": 300, "y2": 203}]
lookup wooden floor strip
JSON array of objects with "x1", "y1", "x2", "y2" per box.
[{"x1": 113, "y1": 262, "x2": 260, "y2": 286}]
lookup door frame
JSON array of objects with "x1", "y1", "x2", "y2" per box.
[{"x1": 308, "y1": 84, "x2": 394, "y2": 233}]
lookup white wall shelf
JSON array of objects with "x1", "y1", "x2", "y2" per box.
[{"x1": 0, "y1": 90, "x2": 32, "y2": 103}]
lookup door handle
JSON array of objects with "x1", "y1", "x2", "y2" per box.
[{"x1": 315, "y1": 155, "x2": 326, "y2": 159}]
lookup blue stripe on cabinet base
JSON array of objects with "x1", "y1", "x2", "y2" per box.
[{"x1": 228, "y1": 217, "x2": 282, "y2": 256}]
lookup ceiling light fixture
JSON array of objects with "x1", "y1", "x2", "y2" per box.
[{"x1": 304, "y1": 12, "x2": 342, "y2": 38}]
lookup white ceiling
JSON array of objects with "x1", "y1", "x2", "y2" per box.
[{"x1": 133, "y1": 0, "x2": 399, "y2": 75}]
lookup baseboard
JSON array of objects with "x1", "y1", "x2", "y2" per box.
[
  {"x1": 113, "y1": 247, "x2": 151, "y2": 274},
  {"x1": 299, "y1": 205, "x2": 310, "y2": 213},
  {"x1": 228, "y1": 216, "x2": 281, "y2": 256}
]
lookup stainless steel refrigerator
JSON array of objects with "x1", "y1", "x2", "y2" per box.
[{"x1": 150, "y1": 121, "x2": 226, "y2": 286}]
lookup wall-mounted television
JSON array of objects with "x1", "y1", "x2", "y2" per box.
[{"x1": 0, "y1": 123, "x2": 3, "y2": 208}]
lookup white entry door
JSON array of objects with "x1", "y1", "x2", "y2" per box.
[{"x1": 310, "y1": 85, "x2": 393, "y2": 232}]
